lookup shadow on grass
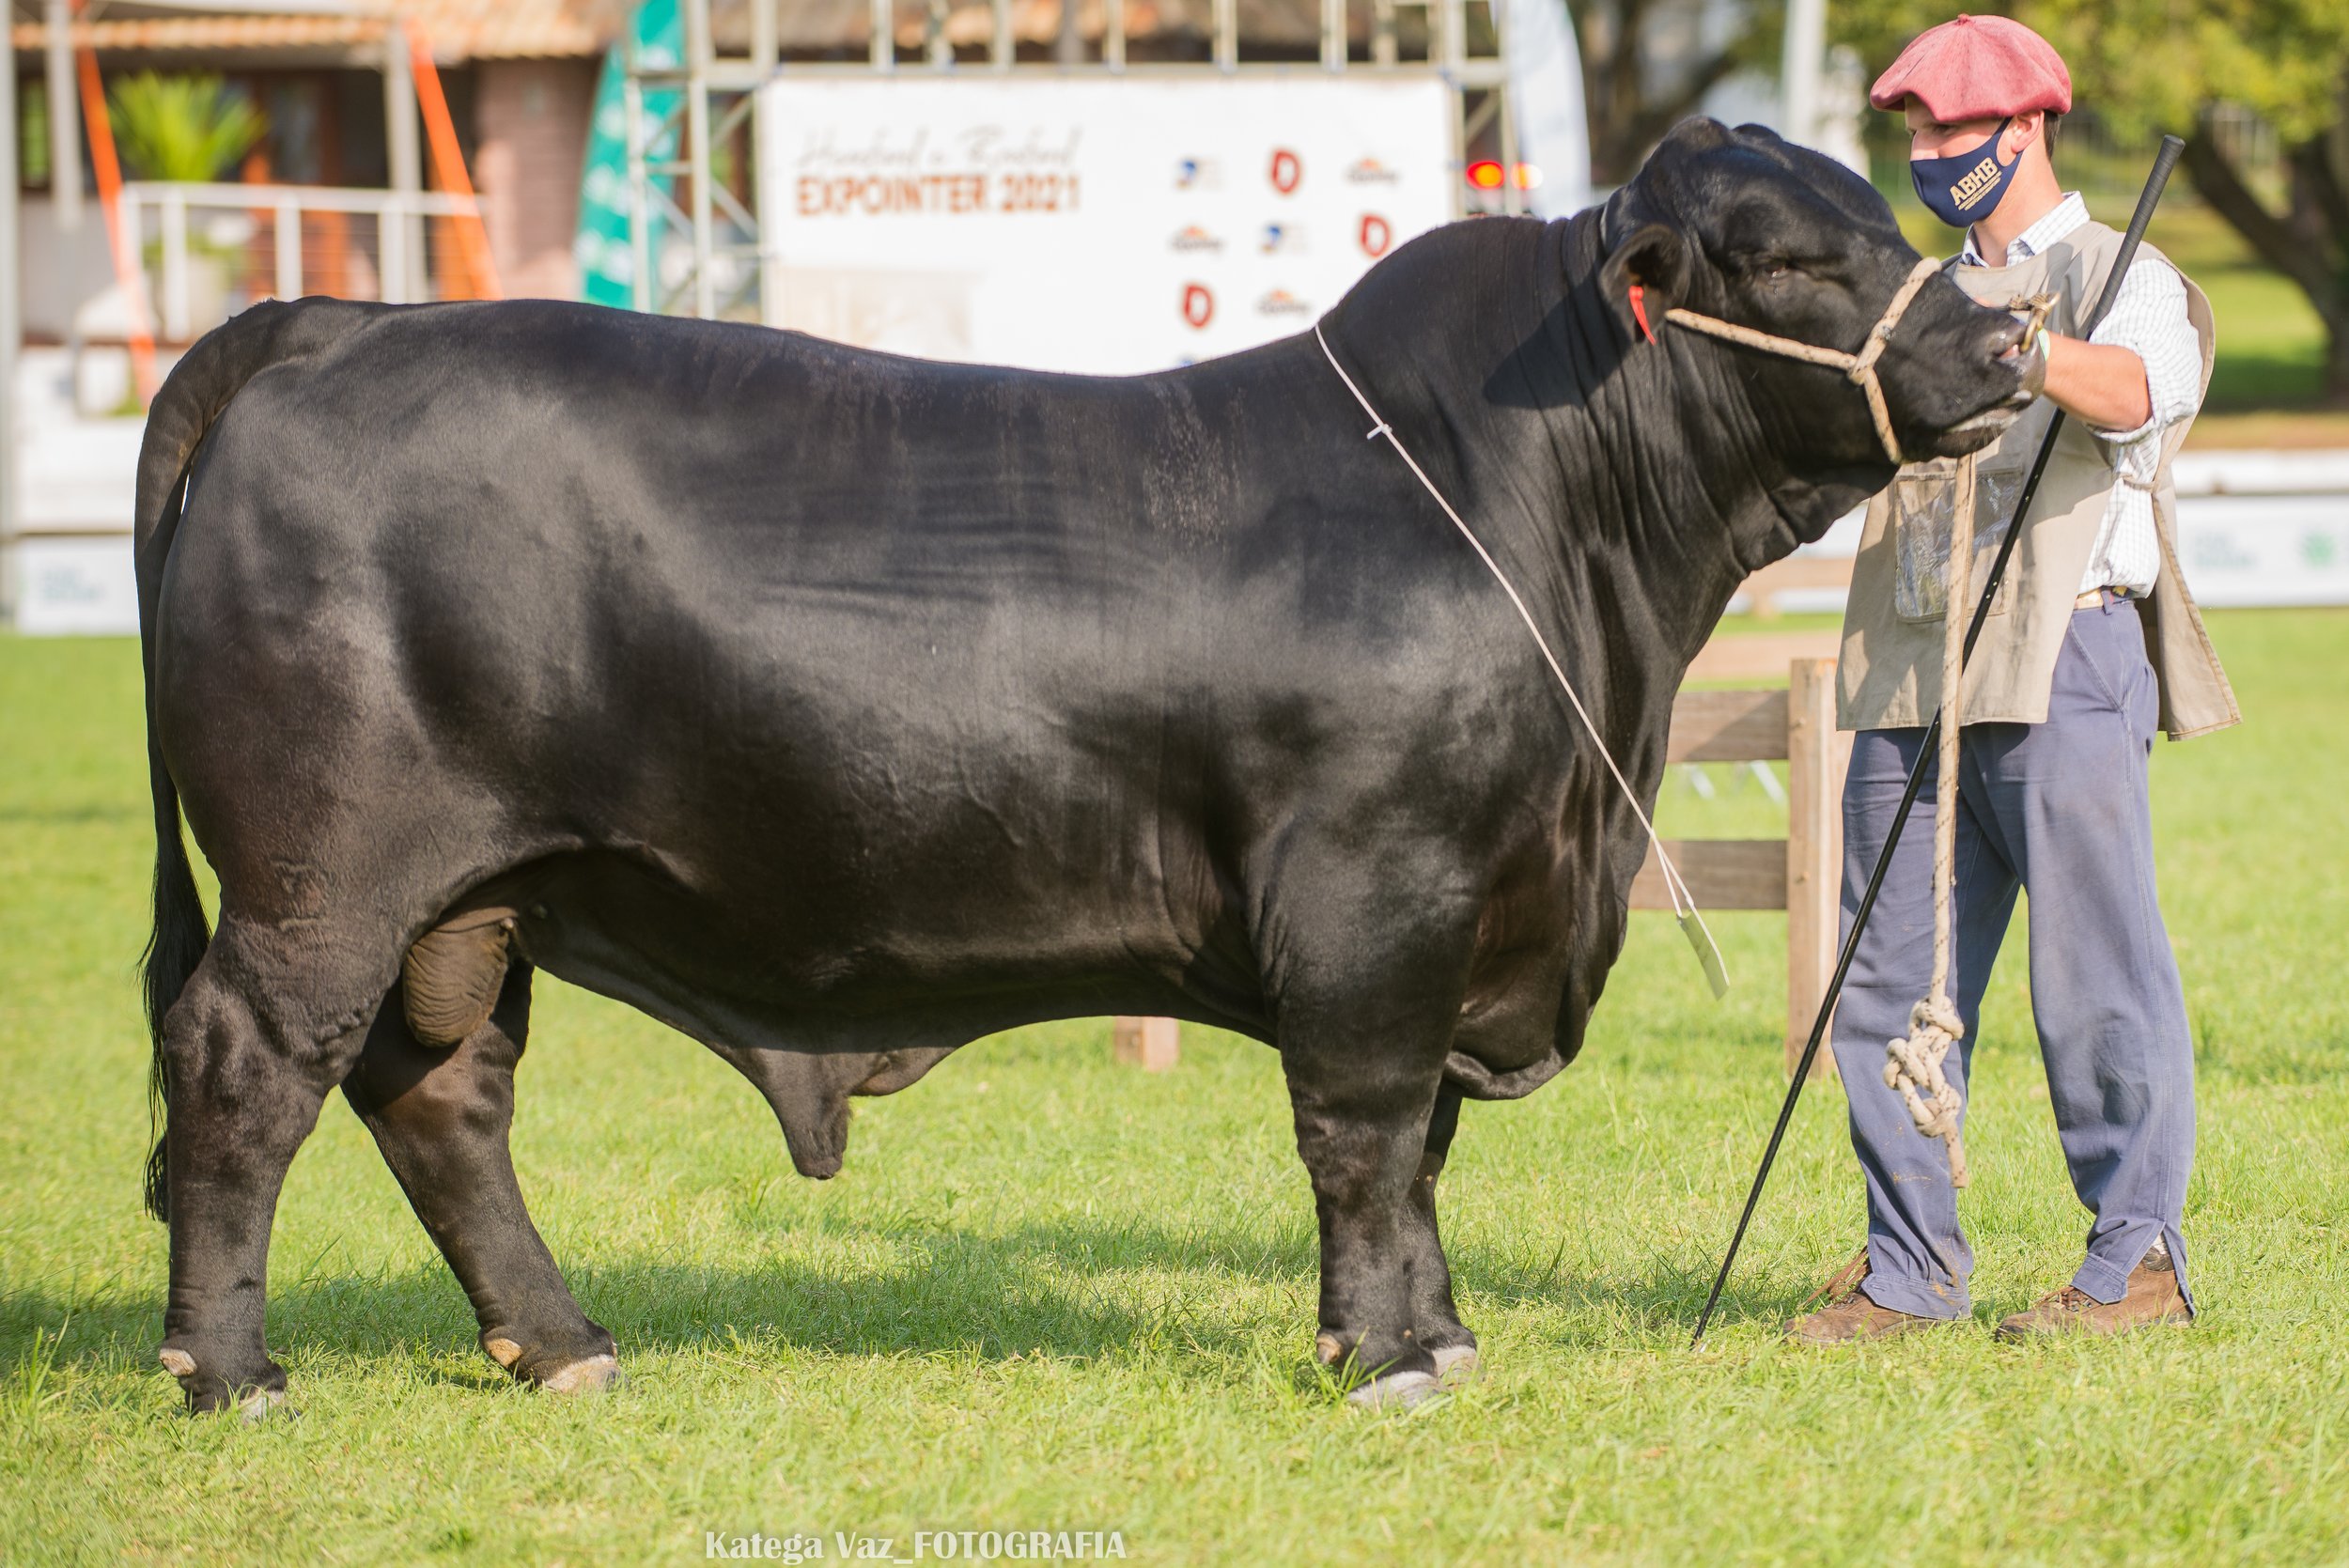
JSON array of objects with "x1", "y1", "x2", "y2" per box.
[{"x1": 0, "y1": 1214, "x2": 1798, "y2": 1382}]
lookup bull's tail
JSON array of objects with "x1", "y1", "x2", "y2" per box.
[
  {"x1": 135, "y1": 298, "x2": 373, "y2": 1221},
  {"x1": 139, "y1": 740, "x2": 207, "y2": 1223}
]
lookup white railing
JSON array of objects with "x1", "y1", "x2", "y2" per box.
[{"x1": 117, "y1": 180, "x2": 488, "y2": 341}]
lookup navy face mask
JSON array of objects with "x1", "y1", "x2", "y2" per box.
[{"x1": 1910, "y1": 117, "x2": 2017, "y2": 229}]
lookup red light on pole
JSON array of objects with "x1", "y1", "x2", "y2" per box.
[{"x1": 1466, "y1": 162, "x2": 1545, "y2": 193}]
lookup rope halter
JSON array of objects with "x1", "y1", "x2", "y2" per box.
[{"x1": 1658, "y1": 255, "x2": 1947, "y2": 467}]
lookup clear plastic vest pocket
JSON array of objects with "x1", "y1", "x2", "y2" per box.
[{"x1": 1893, "y1": 458, "x2": 2024, "y2": 623}]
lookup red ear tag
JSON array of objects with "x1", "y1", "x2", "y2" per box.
[{"x1": 1628, "y1": 284, "x2": 1657, "y2": 345}]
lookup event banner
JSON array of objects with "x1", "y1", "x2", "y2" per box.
[{"x1": 754, "y1": 76, "x2": 1455, "y2": 374}]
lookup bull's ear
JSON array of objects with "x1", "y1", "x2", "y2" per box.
[{"x1": 1597, "y1": 223, "x2": 1691, "y2": 345}]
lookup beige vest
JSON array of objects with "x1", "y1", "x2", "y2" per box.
[{"x1": 1837, "y1": 221, "x2": 2240, "y2": 739}]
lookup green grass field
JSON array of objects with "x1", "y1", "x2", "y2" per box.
[{"x1": 4, "y1": 617, "x2": 2345, "y2": 1565}]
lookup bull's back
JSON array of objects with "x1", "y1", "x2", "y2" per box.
[{"x1": 158, "y1": 302, "x2": 1308, "y2": 988}]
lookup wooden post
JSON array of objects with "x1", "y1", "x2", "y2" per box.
[
  {"x1": 44, "y1": 0, "x2": 80, "y2": 236},
  {"x1": 1112, "y1": 1016, "x2": 1179, "y2": 1071},
  {"x1": 383, "y1": 26, "x2": 424, "y2": 303},
  {"x1": 0, "y1": 37, "x2": 14, "y2": 555},
  {"x1": 1784, "y1": 657, "x2": 1851, "y2": 1079}
]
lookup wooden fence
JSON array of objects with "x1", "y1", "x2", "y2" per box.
[
  {"x1": 1734, "y1": 551, "x2": 1856, "y2": 618},
  {"x1": 1111, "y1": 649, "x2": 1851, "y2": 1080},
  {"x1": 1631, "y1": 656, "x2": 1850, "y2": 1079}
]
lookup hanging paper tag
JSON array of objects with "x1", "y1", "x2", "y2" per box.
[{"x1": 1680, "y1": 908, "x2": 1732, "y2": 1000}]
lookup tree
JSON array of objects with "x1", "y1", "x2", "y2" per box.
[
  {"x1": 1574, "y1": 0, "x2": 1785, "y2": 185},
  {"x1": 1832, "y1": 0, "x2": 2349, "y2": 404},
  {"x1": 105, "y1": 73, "x2": 268, "y2": 185}
]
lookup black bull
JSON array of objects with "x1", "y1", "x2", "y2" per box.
[{"x1": 132, "y1": 121, "x2": 2034, "y2": 1412}]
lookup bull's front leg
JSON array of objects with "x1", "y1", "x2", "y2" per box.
[
  {"x1": 1402, "y1": 1083, "x2": 1478, "y2": 1383},
  {"x1": 1278, "y1": 979, "x2": 1460, "y2": 1409}
]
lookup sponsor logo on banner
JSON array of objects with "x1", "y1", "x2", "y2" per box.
[
  {"x1": 1358, "y1": 213, "x2": 1392, "y2": 257},
  {"x1": 1174, "y1": 156, "x2": 1221, "y2": 190},
  {"x1": 1182, "y1": 283, "x2": 1216, "y2": 329},
  {"x1": 1256, "y1": 288, "x2": 1310, "y2": 317},
  {"x1": 1346, "y1": 157, "x2": 1402, "y2": 185},
  {"x1": 1268, "y1": 148, "x2": 1302, "y2": 194},
  {"x1": 788, "y1": 125, "x2": 1084, "y2": 218},
  {"x1": 1170, "y1": 225, "x2": 1223, "y2": 252},
  {"x1": 1260, "y1": 223, "x2": 1305, "y2": 256}
]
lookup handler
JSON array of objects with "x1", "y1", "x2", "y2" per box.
[{"x1": 1786, "y1": 14, "x2": 2238, "y2": 1344}]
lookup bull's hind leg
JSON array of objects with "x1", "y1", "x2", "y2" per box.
[
  {"x1": 342, "y1": 962, "x2": 617, "y2": 1392},
  {"x1": 156, "y1": 923, "x2": 383, "y2": 1415},
  {"x1": 1402, "y1": 1084, "x2": 1477, "y2": 1383}
]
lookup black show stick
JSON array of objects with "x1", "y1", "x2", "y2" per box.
[{"x1": 1688, "y1": 134, "x2": 2186, "y2": 1349}]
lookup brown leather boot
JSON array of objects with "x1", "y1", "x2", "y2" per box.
[
  {"x1": 1995, "y1": 1254, "x2": 2193, "y2": 1342},
  {"x1": 1783, "y1": 1251, "x2": 1959, "y2": 1345}
]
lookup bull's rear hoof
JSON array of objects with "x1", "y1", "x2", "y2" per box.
[
  {"x1": 536, "y1": 1354, "x2": 623, "y2": 1395},
  {"x1": 1432, "y1": 1344, "x2": 1481, "y2": 1386},
  {"x1": 1346, "y1": 1370, "x2": 1444, "y2": 1410}
]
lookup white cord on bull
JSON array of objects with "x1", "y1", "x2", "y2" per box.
[{"x1": 1314, "y1": 324, "x2": 1730, "y2": 998}]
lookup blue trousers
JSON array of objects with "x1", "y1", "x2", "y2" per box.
[{"x1": 1833, "y1": 598, "x2": 2197, "y2": 1319}]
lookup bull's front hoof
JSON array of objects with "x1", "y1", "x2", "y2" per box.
[
  {"x1": 160, "y1": 1345, "x2": 291, "y2": 1418},
  {"x1": 482, "y1": 1326, "x2": 622, "y2": 1394},
  {"x1": 237, "y1": 1387, "x2": 296, "y2": 1423},
  {"x1": 1346, "y1": 1370, "x2": 1444, "y2": 1410},
  {"x1": 1431, "y1": 1343, "x2": 1481, "y2": 1386},
  {"x1": 537, "y1": 1354, "x2": 624, "y2": 1395}
]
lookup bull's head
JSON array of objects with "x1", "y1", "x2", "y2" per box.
[{"x1": 1597, "y1": 119, "x2": 2041, "y2": 490}]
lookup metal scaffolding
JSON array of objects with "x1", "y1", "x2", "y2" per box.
[{"x1": 622, "y1": 0, "x2": 1520, "y2": 325}]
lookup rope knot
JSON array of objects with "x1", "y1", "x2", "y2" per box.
[
  {"x1": 1883, "y1": 991, "x2": 1969, "y2": 1188},
  {"x1": 1907, "y1": 993, "x2": 1964, "y2": 1040}
]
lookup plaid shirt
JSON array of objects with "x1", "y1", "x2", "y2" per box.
[{"x1": 1962, "y1": 193, "x2": 2203, "y2": 596}]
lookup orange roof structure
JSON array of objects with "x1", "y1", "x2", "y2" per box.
[
  {"x1": 11, "y1": 0, "x2": 1347, "y2": 63},
  {"x1": 400, "y1": 0, "x2": 630, "y2": 59},
  {"x1": 9, "y1": 3, "x2": 629, "y2": 62},
  {"x1": 8, "y1": 15, "x2": 381, "y2": 54}
]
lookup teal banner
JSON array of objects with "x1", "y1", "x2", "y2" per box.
[{"x1": 574, "y1": 0, "x2": 683, "y2": 308}]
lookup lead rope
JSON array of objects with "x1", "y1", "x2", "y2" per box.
[
  {"x1": 1315, "y1": 324, "x2": 1728, "y2": 996},
  {"x1": 1659, "y1": 254, "x2": 1990, "y2": 1185},
  {"x1": 1886, "y1": 296, "x2": 2059, "y2": 1188},
  {"x1": 1881, "y1": 452, "x2": 1976, "y2": 1187}
]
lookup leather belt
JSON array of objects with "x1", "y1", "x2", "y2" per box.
[{"x1": 2075, "y1": 586, "x2": 2132, "y2": 609}]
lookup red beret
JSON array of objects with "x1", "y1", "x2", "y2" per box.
[{"x1": 1868, "y1": 14, "x2": 2073, "y2": 121}]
